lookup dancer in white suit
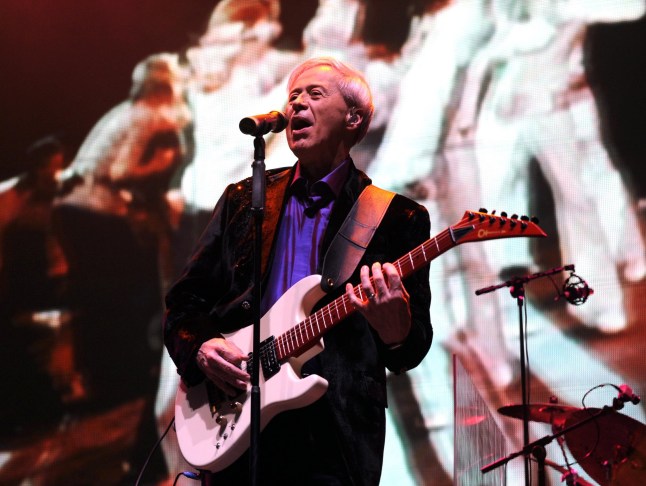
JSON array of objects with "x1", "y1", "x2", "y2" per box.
[{"x1": 451, "y1": 0, "x2": 645, "y2": 333}]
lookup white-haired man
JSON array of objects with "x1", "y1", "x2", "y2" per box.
[{"x1": 164, "y1": 57, "x2": 433, "y2": 485}]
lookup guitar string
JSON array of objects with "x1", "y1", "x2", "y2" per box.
[
  {"x1": 258, "y1": 217, "x2": 534, "y2": 361},
  {"x1": 271, "y1": 229, "x2": 454, "y2": 360}
]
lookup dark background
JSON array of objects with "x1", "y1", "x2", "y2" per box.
[{"x1": 0, "y1": 0, "x2": 321, "y2": 177}]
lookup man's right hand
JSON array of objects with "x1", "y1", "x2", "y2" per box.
[{"x1": 196, "y1": 337, "x2": 250, "y2": 396}]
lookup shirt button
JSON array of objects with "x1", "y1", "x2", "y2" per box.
[{"x1": 241, "y1": 300, "x2": 251, "y2": 310}]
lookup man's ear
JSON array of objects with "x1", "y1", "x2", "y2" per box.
[{"x1": 346, "y1": 107, "x2": 363, "y2": 130}]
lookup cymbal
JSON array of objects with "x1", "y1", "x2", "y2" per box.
[
  {"x1": 564, "y1": 408, "x2": 646, "y2": 486},
  {"x1": 498, "y1": 403, "x2": 580, "y2": 424}
]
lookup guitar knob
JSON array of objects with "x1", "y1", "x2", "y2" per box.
[
  {"x1": 216, "y1": 414, "x2": 228, "y2": 427},
  {"x1": 230, "y1": 402, "x2": 243, "y2": 414}
]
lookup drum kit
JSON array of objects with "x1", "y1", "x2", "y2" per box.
[{"x1": 497, "y1": 402, "x2": 646, "y2": 485}]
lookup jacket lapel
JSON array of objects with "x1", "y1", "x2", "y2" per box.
[{"x1": 260, "y1": 167, "x2": 294, "y2": 278}]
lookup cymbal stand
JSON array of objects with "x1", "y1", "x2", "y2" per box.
[{"x1": 481, "y1": 401, "x2": 627, "y2": 485}]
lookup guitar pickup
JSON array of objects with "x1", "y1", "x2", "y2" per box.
[{"x1": 247, "y1": 336, "x2": 281, "y2": 380}]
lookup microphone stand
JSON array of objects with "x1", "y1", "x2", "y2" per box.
[
  {"x1": 249, "y1": 135, "x2": 266, "y2": 486},
  {"x1": 475, "y1": 264, "x2": 575, "y2": 486},
  {"x1": 481, "y1": 401, "x2": 627, "y2": 485}
]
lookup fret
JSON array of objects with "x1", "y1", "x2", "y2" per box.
[
  {"x1": 408, "y1": 252, "x2": 414, "y2": 271},
  {"x1": 320, "y1": 308, "x2": 329, "y2": 330},
  {"x1": 282, "y1": 336, "x2": 288, "y2": 358},
  {"x1": 421, "y1": 243, "x2": 427, "y2": 262},
  {"x1": 277, "y1": 336, "x2": 284, "y2": 359},
  {"x1": 308, "y1": 316, "x2": 315, "y2": 340}
]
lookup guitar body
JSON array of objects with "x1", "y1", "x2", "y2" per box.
[{"x1": 175, "y1": 274, "x2": 330, "y2": 472}]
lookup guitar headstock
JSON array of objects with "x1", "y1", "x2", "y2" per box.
[{"x1": 450, "y1": 209, "x2": 547, "y2": 244}]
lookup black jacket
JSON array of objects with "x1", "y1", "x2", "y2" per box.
[{"x1": 164, "y1": 161, "x2": 433, "y2": 485}]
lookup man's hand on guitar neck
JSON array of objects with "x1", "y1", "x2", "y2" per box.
[
  {"x1": 196, "y1": 338, "x2": 250, "y2": 396},
  {"x1": 346, "y1": 262, "x2": 412, "y2": 348}
]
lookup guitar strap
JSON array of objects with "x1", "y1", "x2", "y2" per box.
[{"x1": 320, "y1": 184, "x2": 395, "y2": 293}]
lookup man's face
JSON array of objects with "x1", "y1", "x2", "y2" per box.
[{"x1": 286, "y1": 66, "x2": 351, "y2": 163}]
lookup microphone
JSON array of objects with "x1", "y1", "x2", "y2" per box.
[
  {"x1": 613, "y1": 384, "x2": 641, "y2": 409},
  {"x1": 239, "y1": 110, "x2": 287, "y2": 136},
  {"x1": 562, "y1": 272, "x2": 593, "y2": 305}
]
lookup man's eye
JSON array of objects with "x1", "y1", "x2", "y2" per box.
[{"x1": 310, "y1": 89, "x2": 322, "y2": 97}]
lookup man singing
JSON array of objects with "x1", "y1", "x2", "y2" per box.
[{"x1": 164, "y1": 56, "x2": 433, "y2": 485}]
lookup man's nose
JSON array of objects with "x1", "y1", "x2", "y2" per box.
[{"x1": 290, "y1": 93, "x2": 308, "y2": 111}]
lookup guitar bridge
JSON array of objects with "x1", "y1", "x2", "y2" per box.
[{"x1": 247, "y1": 336, "x2": 281, "y2": 380}]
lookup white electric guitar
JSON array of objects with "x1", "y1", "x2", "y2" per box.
[{"x1": 175, "y1": 210, "x2": 546, "y2": 471}]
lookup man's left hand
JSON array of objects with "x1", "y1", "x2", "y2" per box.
[{"x1": 346, "y1": 262, "x2": 411, "y2": 346}]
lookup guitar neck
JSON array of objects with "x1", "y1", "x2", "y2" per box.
[{"x1": 274, "y1": 228, "x2": 455, "y2": 360}]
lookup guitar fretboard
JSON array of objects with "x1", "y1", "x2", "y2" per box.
[{"x1": 273, "y1": 227, "x2": 457, "y2": 360}]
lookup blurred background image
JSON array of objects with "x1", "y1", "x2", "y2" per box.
[{"x1": 1, "y1": 1, "x2": 646, "y2": 484}]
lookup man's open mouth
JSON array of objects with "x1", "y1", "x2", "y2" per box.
[{"x1": 291, "y1": 117, "x2": 312, "y2": 132}]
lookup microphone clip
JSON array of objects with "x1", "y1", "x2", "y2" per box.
[
  {"x1": 613, "y1": 384, "x2": 641, "y2": 410},
  {"x1": 561, "y1": 271, "x2": 593, "y2": 306}
]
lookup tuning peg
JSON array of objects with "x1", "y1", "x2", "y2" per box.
[
  {"x1": 489, "y1": 215, "x2": 497, "y2": 224},
  {"x1": 531, "y1": 216, "x2": 540, "y2": 224},
  {"x1": 491, "y1": 210, "x2": 496, "y2": 215},
  {"x1": 468, "y1": 211, "x2": 475, "y2": 220},
  {"x1": 520, "y1": 216, "x2": 528, "y2": 228},
  {"x1": 511, "y1": 214, "x2": 518, "y2": 219},
  {"x1": 479, "y1": 207, "x2": 488, "y2": 213},
  {"x1": 501, "y1": 211, "x2": 508, "y2": 218}
]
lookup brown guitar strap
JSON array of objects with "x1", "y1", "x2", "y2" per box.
[{"x1": 320, "y1": 184, "x2": 395, "y2": 293}]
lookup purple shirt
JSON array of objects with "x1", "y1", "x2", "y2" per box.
[{"x1": 261, "y1": 159, "x2": 351, "y2": 314}]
